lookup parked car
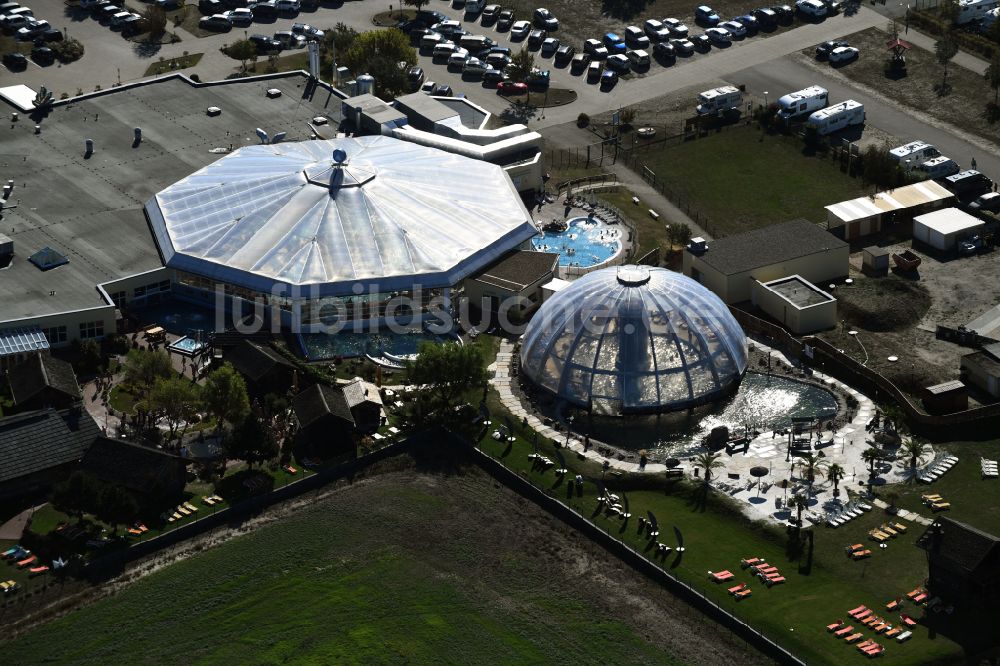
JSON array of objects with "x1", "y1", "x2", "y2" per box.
[
  {"x1": 624, "y1": 25, "x2": 649, "y2": 47},
  {"x1": 463, "y1": 57, "x2": 488, "y2": 75},
  {"x1": 291, "y1": 22, "x2": 324, "y2": 39},
  {"x1": 539, "y1": 36, "x2": 558, "y2": 55},
  {"x1": 525, "y1": 68, "x2": 550, "y2": 88},
  {"x1": 771, "y1": 4, "x2": 794, "y2": 21},
  {"x1": 199, "y1": 0, "x2": 223, "y2": 13},
  {"x1": 496, "y1": 8, "x2": 514, "y2": 30},
  {"x1": 420, "y1": 79, "x2": 436, "y2": 93},
  {"x1": 497, "y1": 80, "x2": 527, "y2": 94},
  {"x1": 2, "y1": 51, "x2": 27, "y2": 69},
  {"x1": 670, "y1": 37, "x2": 695, "y2": 54},
  {"x1": 584, "y1": 38, "x2": 608, "y2": 59},
  {"x1": 695, "y1": 5, "x2": 720, "y2": 25},
  {"x1": 431, "y1": 19, "x2": 462, "y2": 35},
  {"x1": 828, "y1": 45, "x2": 859, "y2": 63},
  {"x1": 600, "y1": 69, "x2": 617, "y2": 88},
  {"x1": 533, "y1": 7, "x2": 558, "y2": 29},
  {"x1": 414, "y1": 9, "x2": 447, "y2": 26},
  {"x1": 198, "y1": 13, "x2": 231, "y2": 30},
  {"x1": 718, "y1": 20, "x2": 746, "y2": 37},
  {"x1": 554, "y1": 43, "x2": 575, "y2": 64},
  {"x1": 663, "y1": 17, "x2": 689, "y2": 36},
  {"x1": 705, "y1": 26, "x2": 731, "y2": 44},
  {"x1": 527, "y1": 28, "x2": 545, "y2": 48},
  {"x1": 250, "y1": 33, "x2": 282, "y2": 53},
  {"x1": 39, "y1": 27, "x2": 62, "y2": 41},
  {"x1": 796, "y1": 0, "x2": 828, "y2": 17},
  {"x1": 653, "y1": 41, "x2": 675, "y2": 59},
  {"x1": 644, "y1": 18, "x2": 670, "y2": 41},
  {"x1": 433, "y1": 42, "x2": 458, "y2": 60},
  {"x1": 30, "y1": 44, "x2": 52, "y2": 63},
  {"x1": 483, "y1": 67, "x2": 507, "y2": 85},
  {"x1": 690, "y1": 33, "x2": 711, "y2": 50},
  {"x1": 815, "y1": 39, "x2": 849, "y2": 58},
  {"x1": 447, "y1": 47, "x2": 471, "y2": 67},
  {"x1": 626, "y1": 48, "x2": 649, "y2": 67},
  {"x1": 738, "y1": 13, "x2": 758, "y2": 31},
  {"x1": 510, "y1": 19, "x2": 530, "y2": 39},
  {"x1": 570, "y1": 51, "x2": 591, "y2": 72},
  {"x1": 17, "y1": 18, "x2": 50, "y2": 39},
  {"x1": 432, "y1": 84, "x2": 453, "y2": 96},
  {"x1": 753, "y1": 7, "x2": 778, "y2": 26},
  {"x1": 587, "y1": 60, "x2": 602, "y2": 81},
  {"x1": 603, "y1": 31, "x2": 626, "y2": 53},
  {"x1": 224, "y1": 8, "x2": 253, "y2": 24},
  {"x1": 968, "y1": 192, "x2": 1000, "y2": 212},
  {"x1": 481, "y1": 3, "x2": 500, "y2": 23},
  {"x1": 406, "y1": 65, "x2": 424, "y2": 89},
  {"x1": 248, "y1": 0, "x2": 276, "y2": 18},
  {"x1": 485, "y1": 51, "x2": 510, "y2": 68},
  {"x1": 273, "y1": 30, "x2": 305, "y2": 48},
  {"x1": 274, "y1": 0, "x2": 299, "y2": 12},
  {"x1": 606, "y1": 52, "x2": 630, "y2": 71}
]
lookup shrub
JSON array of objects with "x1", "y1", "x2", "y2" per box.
[
  {"x1": 51, "y1": 38, "x2": 85, "y2": 63},
  {"x1": 577, "y1": 112, "x2": 590, "y2": 127}
]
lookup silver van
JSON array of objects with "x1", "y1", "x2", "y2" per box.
[{"x1": 421, "y1": 32, "x2": 443, "y2": 51}]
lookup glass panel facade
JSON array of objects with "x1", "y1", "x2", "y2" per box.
[{"x1": 520, "y1": 266, "x2": 748, "y2": 413}]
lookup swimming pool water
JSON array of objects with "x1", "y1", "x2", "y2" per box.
[
  {"x1": 531, "y1": 217, "x2": 623, "y2": 268},
  {"x1": 169, "y1": 336, "x2": 207, "y2": 355},
  {"x1": 300, "y1": 330, "x2": 458, "y2": 361}
]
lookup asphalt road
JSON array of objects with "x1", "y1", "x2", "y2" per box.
[{"x1": 733, "y1": 55, "x2": 1000, "y2": 180}]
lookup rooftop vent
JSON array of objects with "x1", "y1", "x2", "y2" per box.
[
  {"x1": 29, "y1": 246, "x2": 69, "y2": 271},
  {"x1": 688, "y1": 237, "x2": 708, "y2": 255}
]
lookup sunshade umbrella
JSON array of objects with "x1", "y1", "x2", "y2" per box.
[
  {"x1": 750, "y1": 466, "x2": 769, "y2": 498},
  {"x1": 665, "y1": 457, "x2": 681, "y2": 469}
]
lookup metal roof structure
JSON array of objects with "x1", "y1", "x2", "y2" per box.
[
  {"x1": 825, "y1": 180, "x2": 954, "y2": 226},
  {"x1": 520, "y1": 265, "x2": 748, "y2": 415},
  {"x1": 0, "y1": 327, "x2": 50, "y2": 357},
  {"x1": 145, "y1": 136, "x2": 537, "y2": 297}
]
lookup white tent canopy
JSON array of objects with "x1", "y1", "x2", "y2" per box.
[{"x1": 146, "y1": 136, "x2": 537, "y2": 297}]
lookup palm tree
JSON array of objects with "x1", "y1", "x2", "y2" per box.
[
  {"x1": 792, "y1": 493, "x2": 809, "y2": 526},
  {"x1": 900, "y1": 437, "x2": 930, "y2": 470},
  {"x1": 827, "y1": 463, "x2": 846, "y2": 495},
  {"x1": 693, "y1": 452, "x2": 725, "y2": 485},
  {"x1": 862, "y1": 445, "x2": 883, "y2": 492},
  {"x1": 794, "y1": 452, "x2": 829, "y2": 492}
]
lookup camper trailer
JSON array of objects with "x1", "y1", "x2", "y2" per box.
[
  {"x1": 956, "y1": 0, "x2": 998, "y2": 24},
  {"x1": 889, "y1": 140, "x2": 940, "y2": 166},
  {"x1": 696, "y1": 85, "x2": 742, "y2": 115},
  {"x1": 806, "y1": 100, "x2": 864, "y2": 135},
  {"x1": 776, "y1": 85, "x2": 828, "y2": 119}
]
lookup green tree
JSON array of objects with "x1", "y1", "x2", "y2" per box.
[
  {"x1": 150, "y1": 376, "x2": 201, "y2": 443},
  {"x1": 862, "y1": 445, "x2": 883, "y2": 492},
  {"x1": 794, "y1": 452, "x2": 829, "y2": 492},
  {"x1": 826, "y1": 463, "x2": 846, "y2": 494},
  {"x1": 222, "y1": 39, "x2": 258, "y2": 72},
  {"x1": 507, "y1": 48, "x2": 535, "y2": 83},
  {"x1": 341, "y1": 29, "x2": 416, "y2": 98},
  {"x1": 403, "y1": 0, "x2": 429, "y2": 14},
  {"x1": 319, "y1": 22, "x2": 358, "y2": 70},
  {"x1": 406, "y1": 342, "x2": 487, "y2": 418},
  {"x1": 50, "y1": 471, "x2": 101, "y2": 523},
  {"x1": 861, "y1": 145, "x2": 904, "y2": 189},
  {"x1": 124, "y1": 348, "x2": 174, "y2": 397},
  {"x1": 666, "y1": 222, "x2": 692, "y2": 249},
  {"x1": 792, "y1": 493, "x2": 809, "y2": 525},
  {"x1": 202, "y1": 363, "x2": 250, "y2": 431},
  {"x1": 226, "y1": 414, "x2": 279, "y2": 469},
  {"x1": 141, "y1": 5, "x2": 167, "y2": 38},
  {"x1": 935, "y1": 33, "x2": 959, "y2": 90},
  {"x1": 94, "y1": 484, "x2": 139, "y2": 535},
  {"x1": 900, "y1": 437, "x2": 930, "y2": 471},
  {"x1": 693, "y1": 451, "x2": 724, "y2": 484},
  {"x1": 985, "y1": 53, "x2": 1000, "y2": 105}
]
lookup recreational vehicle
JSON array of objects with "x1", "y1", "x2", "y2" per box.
[
  {"x1": 776, "y1": 85, "x2": 828, "y2": 119},
  {"x1": 696, "y1": 85, "x2": 742, "y2": 115},
  {"x1": 918, "y1": 156, "x2": 960, "y2": 179},
  {"x1": 956, "y1": 0, "x2": 998, "y2": 24},
  {"x1": 806, "y1": 100, "x2": 864, "y2": 135},
  {"x1": 889, "y1": 141, "x2": 940, "y2": 165}
]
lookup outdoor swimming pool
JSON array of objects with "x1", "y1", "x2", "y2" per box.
[
  {"x1": 531, "y1": 217, "x2": 623, "y2": 268},
  {"x1": 583, "y1": 373, "x2": 840, "y2": 458},
  {"x1": 300, "y1": 329, "x2": 460, "y2": 361},
  {"x1": 169, "y1": 336, "x2": 207, "y2": 356}
]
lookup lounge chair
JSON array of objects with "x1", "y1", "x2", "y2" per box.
[
  {"x1": 735, "y1": 588, "x2": 752, "y2": 599},
  {"x1": 901, "y1": 615, "x2": 917, "y2": 626},
  {"x1": 827, "y1": 621, "x2": 844, "y2": 632},
  {"x1": 178, "y1": 507, "x2": 191, "y2": 516},
  {"x1": 852, "y1": 549, "x2": 872, "y2": 560},
  {"x1": 921, "y1": 494, "x2": 943, "y2": 502},
  {"x1": 171, "y1": 511, "x2": 182, "y2": 520},
  {"x1": 765, "y1": 576, "x2": 786, "y2": 587},
  {"x1": 885, "y1": 627, "x2": 901, "y2": 638},
  {"x1": 834, "y1": 625, "x2": 854, "y2": 637},
  {"x1": 709, "y1": 570, "x2": 734, "y2": 582},
  {"x1": 17, "y1": 555, "x2": 37, "y2": 568},
  {"x1": 848, "y1": 605, "x2": 867, "y2": 617},
  {"x1": 886, "y1": 600, "x2": 900, "y2": 611},
  {"x1": 855, "y1": 609, "x2": 873, "y2": 620},
  {"x1": 880, "y1": 526, "x2": 898, "y2": 537},
  {"x1": 870, "y1": 532, "x2": 888, "y2": 543},
  {"x1": 896, "y1": 631, "x2": 912, "y2": 642},
  {"x1": 862, "y1": 616, "x2": 880, "y2": 627},
  {"x1": 757, "y1": 565, "x2": 778, "y2": 574},
  {"x1": 844, "y1": 632, "x2": 863, "y2": 643},
  {"x1": 728, "y1": 583, "x2": 747, "y2": 594},
  {"x1": 127, "y1": 528, "x2": 142, "y2": 536},
  {"x1": 740, "y1": 557, "x2": 762, "y2": 568},
  {"x1": 931, "y1": 502, "x2": 951, "y2": 511},
  {"x1": 856, "y1": 640, "x2": 874, "y2": 650},
  {"x1": 284, "y1": 465, "x2": 298, "y2": 474},
  {"x1": 906, "y1": 588, "x2": 923, "y2": 599},
  {"x1": 203, "y1": 496, "x2": 216, "y2": 505},
  {"x1": 892, "y1": 523, "x2": 907, "y2": 532},
  {"x1": 183, "y1": 502, "x2": 198, "y2": 512},
  {"x1": 28, "y1": 565, "x2": 49, "y2": 576},
  {"x1": 872, "y1": 622, "x2": 888, "y2": 633},
  {"x1": 913, "y1": 593, "x2": 928, "y2": 604}
]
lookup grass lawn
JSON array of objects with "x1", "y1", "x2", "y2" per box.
[
  {"x1": 0, "y1": 467, "x2": 748, "y2": 665},
  {"x1": 827, "y1": 27, "x2": 1000, "y2": 149},
  {"x1": 632, "y1": 124, "x2": 869, "y2": 237},
  {"x1": 479, "y1": 390, "x2": 969, "y2": 663},
  {"x1": 143, "y1": 52, "x2": 204, "y2": 76},
  {"x1": 174, "y1": 5, "x2": 218, "y2": 38},
  {"x1": 885, "y1": 437, "x2": 1000, "y2": 536},
  {"x1": 245, "y1": 51, "x2": 310, "y2": 74}
]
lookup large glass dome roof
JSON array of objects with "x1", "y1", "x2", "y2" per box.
[
  {"x1": 520, "y1": 266, "x2": 748, "y2": 414},
  {"x1": 145, "y1": 136, "x2": 537, "y2": 297}
]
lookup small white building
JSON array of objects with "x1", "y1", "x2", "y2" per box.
[
  {"x1": 912, "y1": 207, "x2": 986, "y2": 251},
  {"x1": 825, "y1": 180, "x2": 954, "y2": 240},
  {"x1": 752, "y1": 276, "x2": 837, "y2": 334}
]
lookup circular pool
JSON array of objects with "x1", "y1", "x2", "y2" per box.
[{"x1": 531, "y1": 216, "x2": 623, "y2": 268}]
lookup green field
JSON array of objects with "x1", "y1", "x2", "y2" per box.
[
  {"x1": 633, "y1": 125, "x2": 869, "y2": 237},
  {"x1": 1, "y1": 465, "x2": 762, "y2": 665}
]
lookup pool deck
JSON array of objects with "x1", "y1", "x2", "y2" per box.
[
  {"x1": 492, "y1": 338, "x2": 935, "y2": 528},
  {"x1": 531, "y1": 204, "x2": 632, "y2": 276}
]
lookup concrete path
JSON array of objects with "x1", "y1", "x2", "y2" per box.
[
  {"x1": 0, "y1": 505, "x2": 41, "y2": 541},
  {"x1": 871, "y1": 498, "x2": 932, "y2": 525},
  {"x1": 888, "y1": 23, "x2": 990, "y2": 76}
]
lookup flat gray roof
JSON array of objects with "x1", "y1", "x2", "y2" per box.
[
  {"x1": 394, "y1": 93, "x2": 459, "y2": 125},
  {"x1": 694, "y1": 220, "x2": 848, "y2": 277},
  {"x1": 437, "y1": 97, "x2": 488, "y2": 129},
  {"x1": 765, "y1": 276, "x2": 834, "y2": 308},
  {"x1": 0, "y1": 74, "x2": 342, "y2": 323}
]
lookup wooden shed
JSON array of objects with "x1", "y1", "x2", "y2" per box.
[
  {"x1": 920, "y1": 380, "x2": 968, "y2": 414},
  {"x1": 862, "y1": 246, "x2": 890, "y2": 276}
]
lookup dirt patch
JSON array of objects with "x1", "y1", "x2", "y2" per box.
[
  {"x1": 501, "y1": 87, "x2": 577, "y2": 107},
  {"x1": 837, "y1": 274, "x2": 932, "y2": 332},
  {"x1": 372, "y1": 9, "x2": 415, "y2": 26}
]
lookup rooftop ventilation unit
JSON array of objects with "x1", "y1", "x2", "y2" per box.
[
  {"x1": 0, "y1": 233, "x2": 12, "y2": 268},
  {"x1": 29, "y1": 246, "x2": 69, "y2": 271}
]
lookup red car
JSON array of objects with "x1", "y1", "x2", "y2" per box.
[{"x1": 497, "y1": 81, "x2": 528, "y2": 95}]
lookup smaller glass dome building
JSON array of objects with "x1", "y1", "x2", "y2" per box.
[{"x1": 520, "y1": 266, "x2": 748, "y2": 415}]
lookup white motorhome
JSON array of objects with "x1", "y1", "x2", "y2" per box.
[
  {"x1": 776, "y1": 85, "x2": 828, "y2": 119},
  {"x1": 696, "y1": 85, "x2": 742, "y2": 115},
  {"x1": 956, "y1": 0, "x2": 998, "y2": 24},
  {"x1": 806, "y1": 100, "x2": 864, "y2": 135},
  {"x1": 982, "y1": 5, "x2": 1000, "y2": 28},
  {"x1": 889, "y1": 141, "x2": 940, "y2": 166}
]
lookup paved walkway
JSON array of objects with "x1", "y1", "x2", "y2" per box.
[{"x1": 0, "y1": 505, "x2": 41, "y2": 541}]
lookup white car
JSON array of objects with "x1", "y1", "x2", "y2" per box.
[
  {"x1": 719, "y1": 20, "x2": 746, "y2": 37},
  {"x1": 541, "y1": 36, "x2": 559, "y2": 55},
  {"x1": 448, "y1": 48, "x2": 470, "y2": 68},
  {"x1": 705, "y1": 26, "x2": 731, "y2": 44},
  {"x1": 510, "y1": 20, "x2": 530, "y2": 39},
  {"x1": 224, "y1": 8, "x2": 253, "y2": 25},
  {"x1": 292, "y1": 22, "x2": 324, "y2": 39},
  {"x1": 432, "y1": 42, "x2": 457, "y2": 59},
  {"x1": 420, "y1": 80, "x2": 436, "y2": 93},
  {"x1": 828, "y1": 45, "x2": 859, "y2": 63},
  {"x1": 534, "y1": 7, "x2": 558, "y2": 29},
  {"x1": 606, "y1": 52, "x2": 630, "y2": 71},
  {"x1": 16, "y1": 18, "x2": 48, "y2": 38},
  {"x1": 584, "y1": 38, "x2": 608, "y2": 59},
  {"x1": 796, "y1": 0, "x2": 828, "y2": 16},
  {"x1": 643, "y1": 19, "x2": 671, "y2": 41},
  {"x1": 463, "y1": 57, "x2": 488, "y2": 75},
  {"x1": 663, "y1": 17, "x2": 689, "y2": 37}
]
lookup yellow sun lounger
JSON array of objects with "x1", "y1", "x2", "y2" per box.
[
  {"x1": 178, "y1": 507, "x2": 191, "y2": 516},
  {"x1": 183, "y1": 502, "x2": 198, "y2": 512},
  {"x1": 892, "y1": 522, "x2": 907, "y2": 532},
  {"x1": 931, "y1": 502, "x2": 951, "y2": 511},
  {"x1": 870, "y1": 531, "x2": 889, "y2": 542},
  {"x1": 203, "y1": 497, "x2": 216, "y2": 506},
  {"x1": 921, "y1": 494, "x2": 943, "y2": 502},
  {"x1": 880, "y1": 526, "x2": 898, "y2": 537}
]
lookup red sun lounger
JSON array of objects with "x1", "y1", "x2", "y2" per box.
[
  {"x1": 855, "y1": 609, "x2": 873, "y2": 620},
  {"x1": 710, "y1": 570, "x2": 734, "y2": 582},
  {"x1": 901, "y1": 615, "x2": 917, "y2": 627},
  {"x1": 844, "y1": 632, "x2": 863, "y2": 643},
  {"x1": 834, "y1": 625, "x2": 854, "y2": 637},
  {"x1": 906, "y1": 588, "x2": 923, "y2": 599},
  {"x1": 886, "y1": 600, "x2": 900, "y2": 611},
  {"x1": 913, "y1": 593, "x2": 928, "y2": 604},
  {"x1": 728, "y1": 583, "x2": 747, "y2": 594},
  {"x1": 827, "y1": 621, "x2": 844, "y2": 632},
  {"x1": 848, "y1": 605, "x2": 867, "y2": 617},
  {"x1": 766, "y1": 576, "x2": 786, "y2": 587},
  {"x1": 16, "y1": 555, "x2": 36, "y2": 568},
  {"x1": 28, "y1": 566, "x2": 49, "y2": 577},
  {"x1": 734, "y1": 588, "x2": 752, "y2": 600}
]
